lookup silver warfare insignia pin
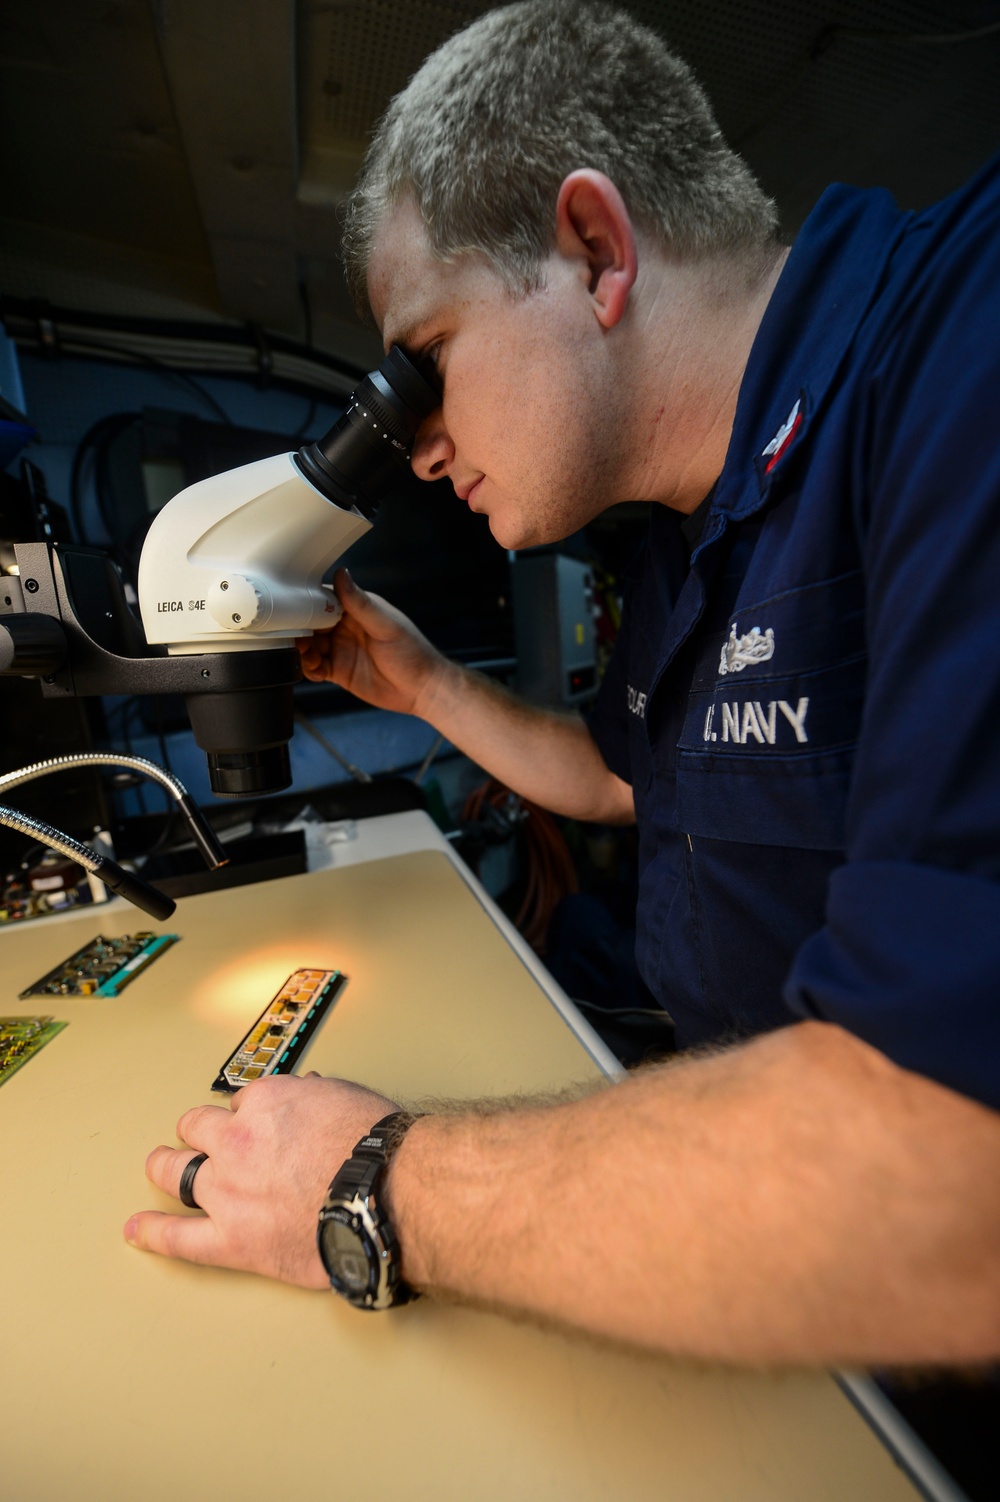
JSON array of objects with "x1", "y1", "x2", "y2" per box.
[{"x1": 718, "y1": 623, "x2": 775, "y2": 676}]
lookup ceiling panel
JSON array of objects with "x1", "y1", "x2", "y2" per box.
[{"x1": 1, "y1": 0, "x2": 998, "y2": 357}]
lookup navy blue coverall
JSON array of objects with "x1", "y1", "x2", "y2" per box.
[{"x1": 589, "y1": 157, "x2": 1000, "y2": 1111}]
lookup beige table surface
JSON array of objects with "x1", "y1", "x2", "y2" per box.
[{"x1": 0, "y1": 845, "x2": 921, "y2": 1502}]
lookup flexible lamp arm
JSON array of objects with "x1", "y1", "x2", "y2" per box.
[
  {"x1": 0, "y1": 753, "x2": 228, "y2": 870},
  {"x1": 0, "y1": 805, "x2": 175, "y2": 921}
]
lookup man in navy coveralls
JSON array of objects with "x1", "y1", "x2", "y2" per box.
[{"x1": 128, "y1": 2, "x2": 1000, "y2": 1369}]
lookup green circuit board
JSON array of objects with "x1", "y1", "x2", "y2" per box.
[
  {"x1": 18, "y1": 932, "x2": 179, "y2": 998},
  {"x1": 0, "y1": 1016, "x2": 67, "y2": 1089}
]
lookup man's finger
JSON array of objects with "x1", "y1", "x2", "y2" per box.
[
  {"x1": 176, "y1": 1101, "x2": 233, "y2": 1146},
  {"x1": 298, "y1": 633, "x2": 333, "y2": 666},
  {"x1": 333, "y1": 569, "x2": 377, "y2": 623},
  {"x1": 300, "y1": 659, "x2": 329, "y2": 683},
  {"x1": 145, "y1": 1143, "x2": 213, "y2": 1204},
  {"x1": 124, "y1": 1210, "x2": 227, "y2": 1268}
]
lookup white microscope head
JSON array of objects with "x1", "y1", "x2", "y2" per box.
[
  {"x1": 134, "y1": 346, "x2": 440, "y2": 796},
  {"x1": 137, "y1": 347, "x2": 440, "y2": 656}
]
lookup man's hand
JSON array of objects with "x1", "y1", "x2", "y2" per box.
[
  {"x1": 297, "y1": 568, "x2": 449, "y2": 718},
  {"x1": 124, "y1": 1074, "x2": 399, "y2": 1287}
]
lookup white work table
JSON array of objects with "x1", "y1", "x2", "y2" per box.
[{"x1": 0, "y1": 809, "x2": 934, "y2": 1501}]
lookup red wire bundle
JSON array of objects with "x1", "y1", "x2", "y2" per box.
[{"x1": 462, "y1": 778, "x2": 578, "y2": 955}]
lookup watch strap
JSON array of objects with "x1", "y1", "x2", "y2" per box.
[
  {"x1": 320, "y1": 1109, "x2": 423, "y2": 1309},
  {"x1": 347, "y1": 1110, "x2": 423, "y2": 1166}
]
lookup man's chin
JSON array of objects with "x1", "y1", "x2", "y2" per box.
[
  {"x1": 487, "y1": 514, "x2": 565, "y2": 551},
  {"x1": 488, "y1": 517, "x2": 528, "y2": 550}
]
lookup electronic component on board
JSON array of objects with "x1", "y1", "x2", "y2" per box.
[
  {"x1": 212, "y1": 968, "x2": 346, "y2": 1094},
  {"x1": 0, "y1": 1016, "x2": 67, "y2": 1088},
  {"x1": 18, "y1": 932, "x2": 179, "y2": 998}
]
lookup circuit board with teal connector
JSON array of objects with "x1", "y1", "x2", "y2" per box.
[
  {"x1": 18, "y1": 932, "x2": 179, "y2": 998},
  {"x1": 0, "y1": 1015, "x2": 68, "y2": 1089},
  {"x1": 212, "y1": 968, "x2": 347, "y2": 1093}
]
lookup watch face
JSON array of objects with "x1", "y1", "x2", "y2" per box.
[{"x1": 320, "y1": 1214, "x2": 374, "y2": 1296}]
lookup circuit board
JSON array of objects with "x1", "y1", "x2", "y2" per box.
[
  {"x1": 212, "y1": 968, "x2": 346, "y2": 1093},
  {"x1": 0, "y1": 1016, "x2": 68, "y2": 1089},
  {"x1": 18, "y1": 933, "x2": 180, "y2": 998}
]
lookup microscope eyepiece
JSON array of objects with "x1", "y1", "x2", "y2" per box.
[
  {"x1": 295, "y1": 345, "x2": 441, "y2": 520},
  {"x1": 371, "y1": 344, "x2": 443, "y2": 417}
]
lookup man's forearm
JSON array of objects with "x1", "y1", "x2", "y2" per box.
[
  {"x1": 417, "y1": 658, "x2": 634, "y2": 823},
  {"x1": 387, "y1": 1021, "x2": 1000, "y2": 1366}
]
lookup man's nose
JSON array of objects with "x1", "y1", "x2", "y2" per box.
[{"x1": 411, "y1": 408, "x2": 454, "y2": 482}]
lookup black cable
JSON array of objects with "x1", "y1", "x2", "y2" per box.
[
  {"x1": 2, "y1": 294, "x2": 366, "y2": 400},
  {"x1": 69, "y1": 411, "x2": 140, "y2": 544},
  {"x1": 110, "y1": 698, "x2": 137, "y2": 764},
  {"x1": 152, "y1": 696, "x2": 173, "y2": 775},
  {"x1": 98, "y1": 700, "x2": 174, "y2": 831},
  {"x1": 123, "y1": 515, "x2": 153, "y2": 584},
  {"x1": 94, "y1": 415, "x2": 128, "y2": 540},
  {"x1": 291, "y1": 281, "x2": 319, "y2": 441},
  {"x1": 141, "y1": 698, "x2": 180, "y2": 860},
  {"x1": 812, "y1": 19, "x2": 1000, "y2": 57},
  {"x1": 70, "y1": 336, "x2": 233, "y2": 426},
  {"x1": 102, "y1": 697, "x2": 142, "y2": 738}
]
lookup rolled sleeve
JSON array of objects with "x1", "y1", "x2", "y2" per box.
[{"x1": 785, "y1": 861, "x2": 1000, "y2": 1109}]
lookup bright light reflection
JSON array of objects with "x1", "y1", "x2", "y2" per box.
[{"x1": 189, "y1": 940, "x2": 361, "y2": 1026}]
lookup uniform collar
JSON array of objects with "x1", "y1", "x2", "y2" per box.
[
  {"x1": 697, "y1": 182, "x2": 910, "y2": 542},
  {"x1": 643, "y1": 183, "x2": 911, "y2": 699}
]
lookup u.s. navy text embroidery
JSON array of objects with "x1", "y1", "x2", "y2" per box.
[{"x1": 703, "y1": 697, "x2": 809, "y2": 744}]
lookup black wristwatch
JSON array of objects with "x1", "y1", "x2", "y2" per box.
[{"x1": 317, "y1": 1111, "x2": 420, "y2": 1310}]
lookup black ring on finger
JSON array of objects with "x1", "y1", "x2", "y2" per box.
[{"x1": 178, "y1": 1152, "x2": 209, "y2": 1209}]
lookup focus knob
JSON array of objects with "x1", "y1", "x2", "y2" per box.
[
  {"x1": 0, "y1": 613, "x2": 67, "y2": 674},
  {"x1": 206, "y1": 575, "x2": 268, "y2": 632}
]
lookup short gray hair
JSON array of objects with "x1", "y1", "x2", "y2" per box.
[{"x1": 343, "y1": 0, "x2": 779, "y2": 319}]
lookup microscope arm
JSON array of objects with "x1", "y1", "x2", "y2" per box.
[{"x1": 0, "y1": 540, "x2": 302, "y2": 797}]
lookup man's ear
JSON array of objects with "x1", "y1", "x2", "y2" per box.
[{"x1": 554, "y1": 170, "x2": 638, "y2": 329}]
